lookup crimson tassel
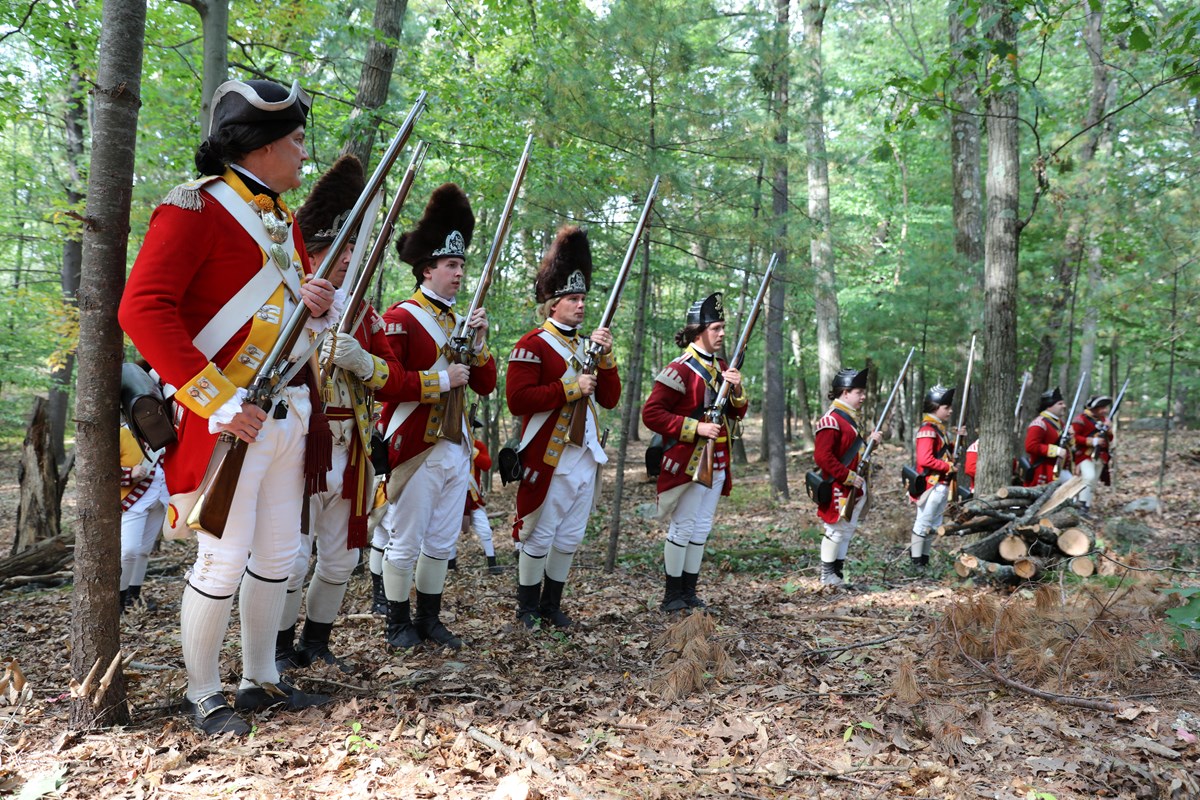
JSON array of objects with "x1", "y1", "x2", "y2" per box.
[
  {"x1": 347, "y1": 514, "x2": 368, "y2": 550},
  {"x1": 305, "y1": 410, "x2": 332, "y2": 496}
]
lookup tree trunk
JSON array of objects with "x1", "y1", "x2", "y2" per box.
[
  {"x1": 340, "y1": 0, "x2": 408, "y2": 168},
  {"x1": 605, "y1": 227, "x2": 654, "y2": 572},
  {"x1": 70, "y1": 0, "x2": 145, "y2": 729},
  {"x1": 195, "y1": 0, "x2": 229, "y2": 138},
  {"x1": 976, "y1": 0, "x2": 1020, "y2": 498},
  {"x1": 764, "y1": 0, "x2": 791, "y2": 500},
  {"x1": 14, "y1": 397, "x2": 61, "y2": 554},
  {"x1": 789, "y1": 326, "x2": 815, "y2": 449},
  {"x1": 948, "y1": 2, "x2": 984, "y2": 293},
  {"x1": 802, "y1": 0, "x2": 841, "y2": 398}
]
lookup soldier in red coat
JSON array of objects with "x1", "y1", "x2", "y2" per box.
[
  {"x1": 812, "y1": 368, "x2": 883, "y2": 586},
  {"x1": 1024, "y1": 387, "x2": 1068, "y2": 487},
  {"x1": 273, "y1": 156, "x2": 404, "y2": 673},
  {"x1": 460, "y1": 432, "x2": 502, "y2": 574},
  {"x1": 964, "y1": 439, "x2": 979, "y2": 492},
  {"x1": 642, "y1": 293, "x2": 748, "y2": 611},
  {"x1": 507, "y1": 227, "x2": 620, "y2": 628},
  {"x1": 1072, "y1": 395, "x2": 1113, "y2": 515},
  {"x1": 375, "y1": 184, "x2": 496, "y2": 651},
  {"x1": 909, "y1": 385, "x2": 957, "y2": 568},
  {"x1": 119, "y1": 79, "x2": 335, "y2": 735}
]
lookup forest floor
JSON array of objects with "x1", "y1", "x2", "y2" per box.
[{"x1": 1, "y1": 428, "x2": 1199, "y2": 799}]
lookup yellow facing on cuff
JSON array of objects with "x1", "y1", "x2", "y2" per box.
[
  {"x1": 597, "y1": 352, "x2": 617, "y2": 370},
  {"x1": 173, "y1": 362, "x2": 237, "y2": 419},
  {"x1": 420, "y1": 370, "x2": 442, "y2": 403},
  {"x1": 471, "y1": 344, "x2": 492, "y2": 367},
  {"x1": 364, "y1": 357, "x2": 389, "y2": 390},
  {"x1": 680, "y1": 417, "x2": 699, "y2": 444},
  {"x1": 561, "y1": 377, "x2": 583, "y2": 403},
  {"x1": 730, "y1": 389, "x2": 748, "y2": 409}
]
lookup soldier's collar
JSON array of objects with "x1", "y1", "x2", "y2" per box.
[
  {"x1": 544, "y1": 318, "x2": 578, "y2": 339},
  {"x1": 922, "y1": 413, "x2": 947, "y2": 430},
  {"x1": 222, "y1": 167, "x2": 291, "y2": 217},
  {"x1": 1039, "y1": 410, "x2": 1061, "y2": 423},
  {"x1": 685, "y1": 344, "x2": 718, "y2": 370},
  {"x1": 417, "y1": 286, "x2": 454, "y2": 314},
  {"x1": 832, "y1": 399, "x2": 862, "y2": 424}
]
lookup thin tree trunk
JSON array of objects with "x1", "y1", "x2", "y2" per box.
[
  {"x1": 195, "y1": 0, "x2": 229, "y2": 138},
  {"x1": 765, "y1": 0, "x2": 791, "y2": 499},
  {"x1": 789, "y1": 326, "x2": 815, "y2": 449},
  {"x1": 605, "y1": 228, "x2": 653, "y2": 572},
  {"x1": 948, "y1": 2, "x2": 984, "y2": 293},
  {"x1": 70, "y1": 0, "x2": 145, "y2": 729},
  {"x1": 977, "y1": 0, "x2": 1020, "y2": 498},
  {"x1": 340, "y1": 0, "x2": 408, "y2": 168},
  {"x1": 1157, "y1": 265, "x2": 1179, "y2": 496},
  {"x1": 803, "y1": 0, "x2": 841, "y2": 398}
]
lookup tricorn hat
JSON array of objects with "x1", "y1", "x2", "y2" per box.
[
  {"x1": 1038, "y1": 386, "x2": 1064, "y2": 412},
  {"x1": 925, "y1": 384, "x2": 956, "y2": 408},
  {"x1": 536, "y1": 225, "x2": 592, "y2": 303},
  {"x1": 209, "y1": 79, "x2": 310, "y2": 149},
  {"x1": 832, "y1": 367, "x2": 869, "y2": 393},
  {"x1": 396, "y1": 183, "x2": 475, "y2": 285},
  {"x1": 295, "y1": 155, "x2": 365, "y2": 255},
  {"x1": 686, "y1": 292, "x2": 724, "y2": 327},
  {"x1": 1086, "y1": 394, "x2": 1113, "y2": 410}
]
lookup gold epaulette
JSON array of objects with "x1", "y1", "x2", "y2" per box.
[{"x1": 161, "y1": 175, "x2": 222, "y2": 212}]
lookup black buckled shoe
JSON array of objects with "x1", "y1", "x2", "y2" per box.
[
  {"x1": 386, "y1": 600, "x2": 423, "y2": 650},
  {"x1": 661, "y1": 573, "x2": 689, "y2": 612},
  {"x1": 680, "y1": 572, "x2": 707, "y2": 609},
  {"x1": 184, "y1": 692, "x2": 250, "y2": 736},
  {"x1": 234, "y1": 679, "x2": 331, "y2": 712}
]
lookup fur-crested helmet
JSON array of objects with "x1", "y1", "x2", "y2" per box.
[
  {"x1": 536, "y1": 225, "x2": 592, "y2": 303},
  {"x1": 396, "y1": 183, "x2": 475, "y2": 285},
  {"x1": 295, "y1": 155, "x2": 365, "y2": 256}
]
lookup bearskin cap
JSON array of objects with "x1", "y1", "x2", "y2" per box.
[
  {"x1": 295, "y1": 155, "x2": 365, "y2": 254},
  {"x1": 396, "y1": 183, "x2": 475, "y2": 285},
  {"x1": 536, "y1": 225, "x2": 592, "y2": 303},
  {"x1": 1038, "y1": 386, "x2": 1064, "y2": 412}
]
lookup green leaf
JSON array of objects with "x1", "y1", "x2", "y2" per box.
[
  {"x1": 16, "y1": 767, "x2": 67, "y2": 800},
  {"x1": 1128, "y1": 25, "x2": 1152, "y2": 51}
]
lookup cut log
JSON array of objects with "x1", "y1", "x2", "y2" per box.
[
  {"x1": 939, "y1": 516, "x2": 1003, "y2": 536},
  {"x1": 1012, "y1": 557, "x2": 1045, "y2": 580},
  {"x1": 1067, "y1": 556, "x2": 1095, "y2": 577},
  {"x1": 1057, "y1": 527, "x2": 1094, "y2": 557},
  {"x1": 1040, "y1": 475, "x2": 1085, "y2": 516},
  {"x1": 995, "y1": 486, "x2": 1049, "y2": 500},
  {"x1": 954, "y1": 553, "x2": 980, "y2": 577},
  {"x1": 14, "y1": 397, "x2": 62, "y2": 555},
  {"x1": 1040, "y1": 510, "x2": 1080, "y2": 530},
  {"x1": 999, "y1": 535, "x2": 1029, "y2": 561},
  {"x1": 0, "y1": 533, "x2": 72, "y2": 583}
]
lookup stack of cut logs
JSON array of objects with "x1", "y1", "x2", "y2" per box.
[{"x1": 939, "y1": 476, "x2": 1095, "y2": 584}]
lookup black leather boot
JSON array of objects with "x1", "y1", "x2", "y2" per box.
[
  {"x1": 386, "y1": 600, "x2": 423, "y2": 650},
  {"x1": 680, "y1": 572, "x2": 706, "y2": 609},
  {"x1": 370, "y1": 571, "x2": 387, "y2": 616},
  {"x1": 119, "y1": 588, "x2": 132, "y2": 614},
  {"x1": 298, "y1": 620, "x2": 352, "y2": 673},
  {"x1": 516, "y1": 583, "x2": 542, "y2": 629},
  {"x1": 275, "y1": 624, "x2": 306, "y2": 672},
  {"x1": 127, "y1": 585, "x2": 157, "y2": 611},
  {"x1": 661, "y1": 574, "x2": 688, "y2": 612},
  {"x1": 538, "y1": 578, "x2": 573, "y2": 628},
  {"x1": 486, "y1": 556, "x2": 502, "y2": 575},
  {"x1": 412, "y1": 591, "x2": 462, "y2": 650}
]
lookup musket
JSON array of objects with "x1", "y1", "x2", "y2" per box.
[
  {"x1": 1109, "y1": 374, "x2": 1131, "y2": 422},
  {"x1": 188, "y1": 92, "x2": 428, "y2": 537},
  {"x1": 565, "y1": 175, "x2": 660, "y2": 446},
  {"x1": 1013, "y1": 370, "x2": 1031, "y2": 436},
  {"x1": 947, "y1": 335, "x2": 977, "y2": 503},
  {"x1": 321, "y1": 141, "x2": 429, "y2": 390},
  {"x1": 1102, "y1": 371, "x2": 1131, "y2": 485},
  {"x1": 1052, "y1": 370, "x2": 1088, "y2": 479},
  {"x1": 839, "y1": 346, "x2": 916, "y2": 520},
  {"x1": 693, "y1": 252, "x2": 778, "y2": 489},
  {"x1": 437, "y1": 133, "x2": 534, "y2": 445}
]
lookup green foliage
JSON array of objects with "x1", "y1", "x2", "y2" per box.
[
  {"x1": 1164, "y1": 587, "x2": 1200, "y2": 646},
  {"x1": 344, "y1": 721, "x2": 379, "y2": 754}
]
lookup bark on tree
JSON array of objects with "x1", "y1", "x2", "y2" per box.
[
  {"x1": 948, "y1": 2, "x2": 983, "y2": 293},
  {"x1": 802, "y1": 0, "x2": 841, "y2": 397},
  {"x1": 977, "y1": 0, "x2": 1020, "y2": 498},
  {"x1": 789, "y1": 326, "x2": 815, "y2": 448},
  {"x1": 764, "y1": 0, "x2": 791, "y2": 500},
  {"x1": 70, "y1": 0, "x2": 146, "y2": 729},
  {"x1": 181, "y1": 0, "x2": 230, "y2": 138},
  {"x1": 14, "y1": 397, "x2": 61, "y2": 554},
  {"x1": 340, "y1": 0, "x2": 408, "y2": 168}
]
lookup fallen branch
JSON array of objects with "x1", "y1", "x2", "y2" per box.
[{"x1": 800, "y1": 624, "x2": 924, "y2": 663}]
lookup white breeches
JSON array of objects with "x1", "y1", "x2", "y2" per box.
[
  {"x1": 382, "y1": 438, "x2": 470, "y2": 568},
  {"x1": 521, "y1": 450, "x2": 598, "y2": 558},
  {"x1": 911, "y1": 482, "x2": 949, "y2": 557},
  {"x1": 465, "y1": 506, "x2": 495, "y2": 557},
  {"x1": 820, "y1": 491, "x2": 865, "y2": 562},
  {"x1": 120, "y1": 470, "x2": 169, "y2": 589},
  {"x1": 288, "y1": 442, "x2": 359, "y2": 591},
  {"x1": 665, "y1": 470, "x2": 726, "y2": 547},
  {"x1": 187, "y1": 386, "x2": 309, "y2": 597},
  {"x1": 1078, "y1": 459, "x2": 1100, "y2": 505}
]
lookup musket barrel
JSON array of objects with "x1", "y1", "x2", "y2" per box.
[{"x1": 598, "y1": 176, "x2": 660, "y2": 329}]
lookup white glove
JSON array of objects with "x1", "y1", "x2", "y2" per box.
[
  {"x1": 1089, "y1": 437, "x2": 1105, "y2": 447},
  {"x1": 330, "y1": 335, "x2": 375, "y2": 381},
  {"x1": 130, "y1": 464, "x2": 149, "y2": 482},
  {"x1": 1045, "y1": 444, "x2": 1063, "y2": 458}
]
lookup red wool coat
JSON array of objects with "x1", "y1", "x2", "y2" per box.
[
  {"x1": 916, "y1": 416, "x2": 953, "y2": 483},
  {"x1": 641, "y1": 347, "x2": 748, "y2": 498},
  {"x1": 812, "y1": 401, "x2": 865, "y2": 524},
  {"x1": 1071, "y1": 410, "x2": 1111, "y2": 466},
  {"x1": 506, "y1": 324, "x2": 621, "y2": 536},
  {"x1": 1024, "y1": 412, "x2": 1065, "y2": 486},
  {"x1": 376, "y1": 290, "x2": 497, "y2": 469},
  {"x1": 964, "y1": 440, "x2": 979, "y2": 491}
]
